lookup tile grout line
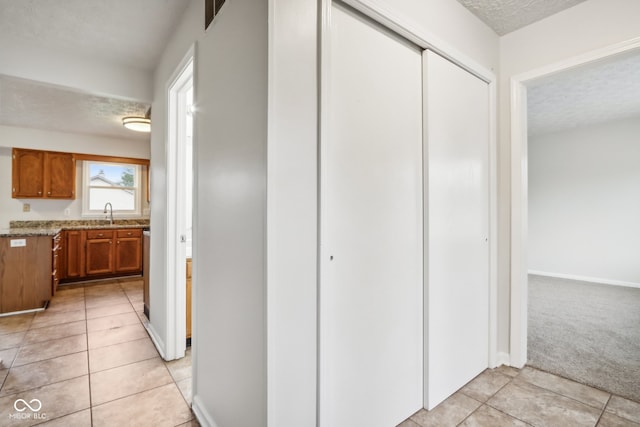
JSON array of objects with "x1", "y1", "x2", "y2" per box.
[
  {"x1": 507, "y1": 372, "x2": 612, "y2": 411},
  {"x1": 83, "y1": 286, "x2": 95, "y2": 427},
  {"x1": 457, "y1": 373, "x2": 535, "y2": 427},
  {"x1": 1, "y1": 279, "x2": 183, "y2": 425},
  {"x1": 0, "y1": 372, "x2": 90, "y2": 400},
  {"x1": 32, "y1": 408, "x2": 88, "y2": 426},
  {"x1": 101, "y1": 279, "x2": 189, "y2": 415},
  {"x1": 594, "y1": 394, "x2": 612, "y2": 426},
  {"x1": 484, "y1": 379, "x2": 607, "y2": 425}
]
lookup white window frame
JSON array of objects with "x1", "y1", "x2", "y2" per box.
[{"x1": 82, "y1": 161, "x2": 142, "y2": 217}]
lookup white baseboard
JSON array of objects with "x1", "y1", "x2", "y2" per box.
[
  {"x1": 495, "y1": 351, "x2": 510, "y2": 368},
  {"x1": 528, "y1": 270, "x2": 640, "y2": 289},
  {"x1": 144, "y1": 322, "x2": 167, "y2": 360},
  {"x1": 192, "y1": 395, "x2": 218, "y2": 427}
]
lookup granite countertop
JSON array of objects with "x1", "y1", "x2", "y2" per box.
[
  {"x1": 9, "y1": 219, "x2": 150, "y2": 231},
  {"x1": 0, "y1": 228, "x2": 62, "y2": 237}
]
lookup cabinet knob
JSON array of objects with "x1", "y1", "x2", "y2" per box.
[
  {"x1": 47, "y1": 191, "x2": 51, "y2": 196},
  {"x1": 109, "y1": 240, "x2": 112, "y2": 245},
  {"x1": 117, "y1": 241, "x2": 120, "y2": 244},
  {"x1": 38, "y1": 191, "x2": 42, "y2": 195}
]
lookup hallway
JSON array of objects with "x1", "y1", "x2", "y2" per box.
[{"x1": 0, "y1": 278, "x2": 196, "y2": 426}]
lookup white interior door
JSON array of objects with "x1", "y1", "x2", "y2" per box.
[
  {"x1": 320, "y1": 3, "x2": 423, "y2": 426},
  {"x1": 424, "y1": 50, "x2": 490, "y2": 409}
]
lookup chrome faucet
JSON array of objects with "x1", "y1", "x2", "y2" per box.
[{"x1": 103, "y1": 202, "x2": 114, "y2": 225}]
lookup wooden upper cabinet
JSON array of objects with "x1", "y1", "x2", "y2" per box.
[
  {"x1": 46, "y1": 151, "x2": 75, "y2": 198},
  {"x1": 12, "y1": 148, "x2": 45, "y2": 198},
  {"x1": 12, "y1": 148, "x2": 76, "y2": 199}
]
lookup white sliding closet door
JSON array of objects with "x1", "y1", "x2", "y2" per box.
[
  {"x1": 320, "y1": 3, "x2": 423, "y2": 426},
  {"x1": 424, "y1": 50, "x2": 490, "y2": 409}
]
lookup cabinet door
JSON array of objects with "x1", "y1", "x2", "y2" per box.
[
  {"x1": 12, "y1": 148, "x2": 45, "y2": 198},
  {"x1": 86, "y1": 235, "x2": 114, "y2": 275},
  {"x1": 66, "y1": 230, "x2": 85, "y2": 278},
  {"x1": 46, "y1": 152, "x2": 76, "y2": 198},
  {"x1": 115, "y1": 235, "x2": 142, "y2": 273}
]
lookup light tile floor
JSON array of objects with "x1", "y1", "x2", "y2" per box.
[
  {"x1": 0, "y1": 277, "x2": 196, "y2": 427},
  {"x1": 399, "y1": 365, "x2": 640, "y2": 426},
  {"x1": 3, "y1": 278, "x2": 639, "y2": 426}
]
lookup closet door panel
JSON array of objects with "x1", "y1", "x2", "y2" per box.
[
  {"x1": 424, "y1": 49, "x2": 490, "y2": 409},
  {"x1": 320, "y1": 4, "x2": 424, "y2": 426}
]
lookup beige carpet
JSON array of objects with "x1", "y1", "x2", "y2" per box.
[{"x1": 528, "y1": 274, "x2": 640, "y2": 403}]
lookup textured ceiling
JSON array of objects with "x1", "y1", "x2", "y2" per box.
[
  {"x1": 0, "y1": 75, "x2": 151, "y2": 142},
  {"x1": 527, "y1": 51, "x2": 640, "y2": 137},
  {"x1": 457, "y1": 0, "x2": 586, "y2": 35},
  {"x1": 0, "y1": 0, "x2": 189, "y2": 141},
  {"x1": 0, "y1": 0, "x2": 190, "y2": 70}
]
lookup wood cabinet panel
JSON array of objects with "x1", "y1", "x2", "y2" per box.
[
  {"x1": 46, "y1": 152, "x2": 75, "y2": 198},
  {"x1": 12, "y1": 148, "x2": 76, "y2": 199},
  {"x1": 115, "y1": 236, "x2": 142, "y2": 273},
  {"x1": 60, "y1": 228, "x2": 143, "y2": 282},
  {"x1": 86, "y1": 229, "x2": 112, "y2": 240},
  {"x1": 86, "y1": 232, "x2": 114, "y2": 275},
  {"x1": 12, "y1": 149, "x2": 45, "y2": 198},
  {"x1": 65, "y1": 230, "x2": 85, "y2": 278},
  {"x1": 116, "y1": 229, "x2": 142, "y2": 238},
  {"x1": 0, "y1": 236, "x2": 52, "y2": 313}
]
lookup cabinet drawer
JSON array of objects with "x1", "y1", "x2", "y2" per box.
[
  {"x1": 86, "y1": 230, "x2": 114, "y2": 239},
  {"x1": 116, "y1": 229, "x2": 142, "y2": 238}
]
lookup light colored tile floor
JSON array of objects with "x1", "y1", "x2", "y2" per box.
[
  {"x1": 401, "y1": 367, "x2": 640, "y2": 427},
  {"x1": 3, "y1": 277, "x2": 637, "y2": 426},
  {"x1": 0, "y1": 277, "x2": 196, "y2": 426}
]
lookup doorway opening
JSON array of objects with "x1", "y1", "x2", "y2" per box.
[
  {"x1": 167, "y1": 49, "x2": 194, "y2": 367},
  {"x1": 509, "y1": 40, "x2": 640, "y2": 388}
]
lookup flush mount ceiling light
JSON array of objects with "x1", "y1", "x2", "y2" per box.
[{"x1": 122, "y1": 108, "x2": 151, "y2": 133}]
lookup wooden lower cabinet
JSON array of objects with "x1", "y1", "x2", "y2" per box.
[
  {"x1": 86, "y1": 230, "x2": 115, "y2": 275},
  {"x1": 115, "y1": 229, "x2": 142, "y2": 273},
  {"x1": 0, "y1": 236, "x2": 52, "y2": 313},
  {"x1": 60, "y1": 228, "x2": 143, "y2": 283},
  {"x1": 65, "y1": 230, "x2": 85, "y2": 278}
]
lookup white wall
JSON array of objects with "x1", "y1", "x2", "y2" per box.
[
  {"x1": 0, "y1": 34, "x2": 152, "y2": 102},
  {"x1": 528, "y1": 118, "x2": 640, "y2": 285},
  {"x1": 194, "y1": 0, "x2": 267, "y2": 425},
  {"x1": 499, "y1": 0, "x2": 640, "y2": 357},
  {"x1": 267, "y1": 0, "x2": 497, "y2": 425},
  {"x1": 0, "y1": 125, "x2": 149, "y2": 228},
  {"x1": 150, "y1": 0, "x2": 268, "y2": 425}
]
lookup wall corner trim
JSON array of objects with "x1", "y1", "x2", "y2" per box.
[
  {"x1": 495, "y1": 352, "x2": 511, "y2": 368},
  {"x1": 144, "y1": 322, "x2": 167, "y2": 360},
  {"x1": 192, "y1": 395, "x2": 219, "y2": 427}
]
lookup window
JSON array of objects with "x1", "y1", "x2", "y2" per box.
[{"x1": 82, "y1": 161, "x2": 142, "y2": 216}]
